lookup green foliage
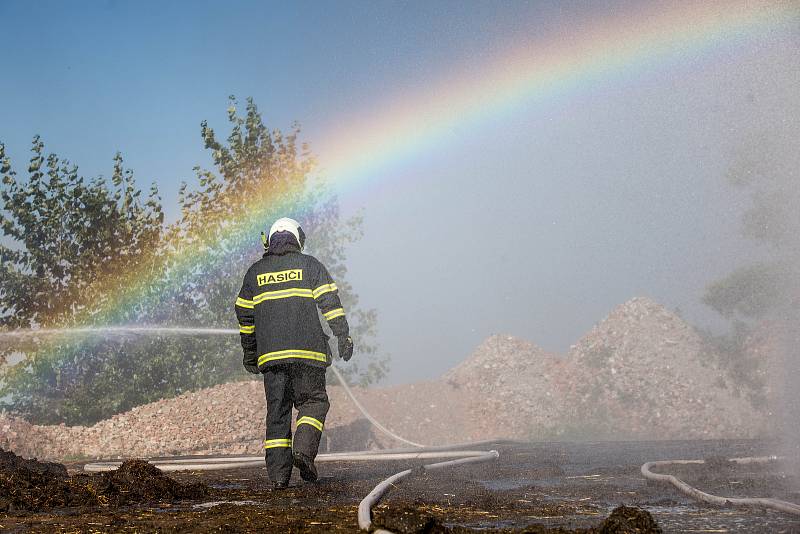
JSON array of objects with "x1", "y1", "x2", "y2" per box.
[
  {"x1": 725, "y1": 129, "x2": 800, "y2": 251},
  {"x1": 702, "y1": 122, "x2": 799, "y2": 325},
  {"x1": 703, "y1": 262, "x2": 791, "y2": 320},
  {"x1": 0, "y1": 139, "x2": 163, "y2": 329},
  {"x1": 0, "y1": 97, "x2": 387, "y2": 425},
  {"x1": 582, "y1": 345, "x2": 614, "y2": 369},
  {"x1": 0, "y1": 139, "x2": 170, "y2": 423},
  {"x1": 696, "y1": 321, "x2": 766, "y2": 409},
  {"x1": 701, "y1": 120, "x2": 799, "y2": 403}
]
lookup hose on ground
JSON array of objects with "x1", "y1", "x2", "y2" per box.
[
  {"x1": 357, "y1": 449, "x2": 500, "y2": 532},
  {"x1": 330, "y1": 365, "x2": 426, "y2": 448},
  {"x1": 83, "y1": 450, "x2": 496, "y2": 472},
  {"x1": 641, "y1": 456, "x2": 800, "y2": 516}
]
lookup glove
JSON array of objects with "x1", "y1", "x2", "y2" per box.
[
  {"x1": 243, "y1": 352, "x2": 260, "y2": 374},
  {"x1": 338, "y1": 336, "x2": 354, "y2": 362}
]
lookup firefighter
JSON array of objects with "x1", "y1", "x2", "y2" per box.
[{"x1": 235, "y1": 217, "x2": 354, "y2": 489}]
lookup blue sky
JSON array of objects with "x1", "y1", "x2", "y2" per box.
[
  {"x1": 1, "y1": 1, "x2": 798, "y2": 383},
  {"x1": 0, "y1": 0, "x2": 564, "y2": 203}
]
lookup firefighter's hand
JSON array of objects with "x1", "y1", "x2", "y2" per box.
[
  {"x1": 338, "y1": 336, "x2": 354, "y2": 362},
  {"x1": 243, "y1": 352, "x2": 260, "y2": 374}
]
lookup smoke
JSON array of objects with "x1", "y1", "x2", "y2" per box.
[{"x1": 723, "y1": 88, "x2": 800, "y2": 479}]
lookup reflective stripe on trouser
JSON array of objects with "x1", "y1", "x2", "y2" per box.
[
  {"x1": 294, "y1": 412, "x2": 326, "y2": 461},
  {"x1": 263, "y1": 363, "x2": 330, "y2": 482},
  {"x1": 264, "y1": 438, "x2": 291, "y2": 449}
]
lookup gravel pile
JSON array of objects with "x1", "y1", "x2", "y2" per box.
[
  {"x1": 443, "y1": 335, "x2": 575, "y2": 440},
  {"x1": 563, "y1": 297, "x2": 768, "y2": 440},
  {"x1": 1, "y1": 297, "x2": 771, "y2": 462},
  {"x1": 0, "y1": 379, "x2": 480, "y2": 461}
]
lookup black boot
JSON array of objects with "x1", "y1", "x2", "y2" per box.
[
  {"x1": 271, "y1": 479, "x2": 290, "y2": 491},
  {"x1": 292, "y1": 451, "x2": 318, "y2": 482},
  {"x1": 265, "y1": 453, "x2": 291, "y2": 490}
]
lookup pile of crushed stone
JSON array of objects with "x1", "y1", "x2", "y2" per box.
[
  {"x1": 0, "y1": 449, "x2": 207, "y2": 512},
  {"x1": 447, "y1": 297, "x2": 769, "y2": 442}
]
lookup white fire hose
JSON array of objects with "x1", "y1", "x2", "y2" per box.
[
  {"x1": 641, "y1": 457, "x2": 800, "y2": 516},
  {"x1": 357, "y1": 449, "x2": 500, "y2": 532}
]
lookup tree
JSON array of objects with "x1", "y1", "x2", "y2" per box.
[
  {"x1": 703, "y1": 123, "x2": 800, "y2": 322},
  {"x1": 0, "y1": 138, "x2": 169, "y2": 422},
  {"x1": 0, "y1": 139, "x2": 163, "y2": 329},
  {"x1": 0, "y1": 98, "x2": 387, "y2": 425},
  {"x1": 701, "y1": 119, "x2": 800, "y2": 406}
]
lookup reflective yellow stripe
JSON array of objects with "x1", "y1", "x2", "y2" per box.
[
  {"x1": 253, "y1": 287, "x2": 314, "y2": 304},
  {"x1": 239, "y1": 324, "x2": 255, "y2": 334},
  {"x1": 313, "y1": 283, "x2": 338, "y2": 299},
  {"x1": 258, "y1": 349, "x2": 328, "y2": 366},
  {"x1": 263, "y1": 438, "x2": 292, "y2": 449},
  {"x1": 323, "y1": 308, "x2": 345, "y2": 321},
  {"x1": 297, "y1": 416, "x2": 324, "y2": 432},
  {"x1": 236, "y1": 297, "x2": 255, "y2": 309}
]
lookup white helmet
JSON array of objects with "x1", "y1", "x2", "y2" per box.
[{"x1": 266, "y1": 217, "x2": 305, "y2": 250}]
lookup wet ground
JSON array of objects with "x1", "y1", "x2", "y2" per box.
[{"x1": 1, "y1": 440, "x2": 799, "y2": 533}]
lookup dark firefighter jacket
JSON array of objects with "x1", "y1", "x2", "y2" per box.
[{"x1": 235, "y1": 249, "x2": 349, "y2": 371}]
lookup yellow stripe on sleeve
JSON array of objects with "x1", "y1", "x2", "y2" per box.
[
  {"x1": 236, "y1": 297, "x2": 255, "y2": 309},
  {"x1": 323, "y1": 308, "x2": 345, "y2": 321},
  {"x1": 313, "y1": 283, "x2": 338, "y2": 299}
]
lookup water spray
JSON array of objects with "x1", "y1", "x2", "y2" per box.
[{"x1": 0, "y1": 326, "x2": 239, "y2": 340}]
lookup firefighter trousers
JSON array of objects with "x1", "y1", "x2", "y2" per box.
[{"x1": 262, "y1": 363, "x2": 329, "y2": 483}]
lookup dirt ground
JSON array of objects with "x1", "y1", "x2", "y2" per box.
[{"x1": 1, "y1": 440, "x2": 799, "y2": 533}]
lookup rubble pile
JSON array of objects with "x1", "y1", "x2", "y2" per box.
[
  {"x1": 443, "y1": 335, "x2": 574, "y2": 440},
  {"x1": 0, "y1": 377, "x2": 480, "y2": 461},
  {"x1": 2, "y1": 381, "x2": 267, "y2": 461},
  {"x1": 564, "y1": 297, "x2": 767, "y2": 439},
  {"x1": 0, "y1": 297, "x2": 772, "y2": 462}
]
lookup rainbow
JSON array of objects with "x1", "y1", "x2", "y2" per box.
[
  {"x1": 5, "y1": 1, "x2": 797, "y2": 338},
  {"x1": 313, "y1": 1, "x2": 797, "y2": 198}
]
